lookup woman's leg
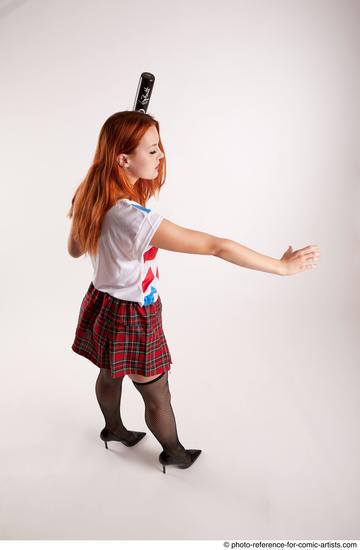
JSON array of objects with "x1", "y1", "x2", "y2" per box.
[
  {"x1": 131, "y1": 370, "x2": 188, "y2": 460},
  {"x1": 128, "y1": 372, "x2": 164, "y2": 383},
  {"x1": 95, "y1": 368, "x2": 132, "y2": 437}
]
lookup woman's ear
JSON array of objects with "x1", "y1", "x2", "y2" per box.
[{"x1": 117, "y1": 155, "x2": 128, "y2": 167}]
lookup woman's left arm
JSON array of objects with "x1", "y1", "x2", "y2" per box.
[{"x1": 67, "y1": 223, "x2": 84, "y2": 258}]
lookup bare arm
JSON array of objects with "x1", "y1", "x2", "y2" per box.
[
  {"x1": 150, "y1": 219, "x2": 281, "y2": 273},
  {"x1": 150, "y1": 219, "x2": 220, "y2": 255},
  {"x1": 150, "y1": 219, "x2": 320, "y2": 275},
  {"x1": 215, "y1": 239, "x2": 283, "y2": 275},
  {"x1": 67, "y1": 221, "x2": 84, "y2": 258}
]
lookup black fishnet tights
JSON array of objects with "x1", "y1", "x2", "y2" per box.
[
  {"x1": 132, "y1": 371, "x2": 187, "y2": 459},
  {"x1": 95, "y1": 368, "x2": 133, "y2": 438},
  {"x1": 95, "y1": 368, "x2": 187, "y2": 460}
]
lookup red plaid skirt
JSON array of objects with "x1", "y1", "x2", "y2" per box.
[{"x1": 71, "y1": 281, "x2": 172, "y2": 379}]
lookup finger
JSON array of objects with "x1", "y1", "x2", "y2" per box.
[
  {"x1": 305, "y1": 253, "x2": 320, "y2": 261},
  {"x1": 296, "y1": 245, "x2": 313, "y2": 253},
  {"x1": 299, "y1": 245, "x2": 320, "y2": 254},
  {"x1": 303, "y1": 251, "x2": 320, "y2": 259}
]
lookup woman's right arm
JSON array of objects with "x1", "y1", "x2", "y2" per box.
[{"x1": 150, "y1": 219, "x2": 320, "y2": 276}]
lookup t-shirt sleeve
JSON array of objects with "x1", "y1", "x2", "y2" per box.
[{"x1": 133, "y1": 208, "x2": 164, "y2": 258}]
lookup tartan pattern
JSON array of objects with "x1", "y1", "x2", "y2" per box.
[{"x1": 71, "y1": 282, "x2": 172, "y2": 379}]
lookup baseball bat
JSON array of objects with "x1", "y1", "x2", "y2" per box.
[{"x1": 133, "y1": 72, "x2": 155, "y2": 113}]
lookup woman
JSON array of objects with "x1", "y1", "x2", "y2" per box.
[{"x1": 67, "y1": 110, "x2": 320, "y2": 474}]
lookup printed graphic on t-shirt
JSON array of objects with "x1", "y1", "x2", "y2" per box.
[
  {"x1": 131, "y1": 204, "x2": 151, "y2": 214},
  {"x1": 142, "y1": 245, "x2": 160, "y2": 305},
  {"x1": 131, "y1": 203, "x2": 160, "y2": 306}
]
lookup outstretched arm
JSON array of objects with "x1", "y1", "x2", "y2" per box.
[
  {"x1": 150, "y1": 219, "x2": 320, "y2": 276},
  {"x1": 215, "y1": 239, "x2": 283, "y2": 275}
]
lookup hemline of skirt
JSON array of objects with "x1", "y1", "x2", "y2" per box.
[{"x1": 71, "y1": 344, "x2": 172, "y2": 379}]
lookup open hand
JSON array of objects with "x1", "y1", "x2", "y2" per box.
[{"x1": 280, "y1": 244, "x2": 320, "y2": 276}]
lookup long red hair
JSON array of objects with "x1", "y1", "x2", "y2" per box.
[{"x1": 66, "y1": 110, "x2": 166, "y2": 257}]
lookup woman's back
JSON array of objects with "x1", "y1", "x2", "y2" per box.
[{"x1": 91, "y1": 198, "x2": 164, "y2": 306}]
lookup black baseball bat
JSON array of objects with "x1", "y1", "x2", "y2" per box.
[{"x1": 133, "y1": 72, "x2": 155, "y2": 113}]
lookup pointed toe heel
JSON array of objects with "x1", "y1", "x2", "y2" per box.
[
  {"x1": 159, "y1": 449, "x2": 202, "y2": 474},
  {"x1": 100, "y1": 428, "x2": 146, "y2": 448}
]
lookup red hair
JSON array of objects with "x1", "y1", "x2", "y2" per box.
[{"x1": 66, "y1": 110, "x2": 166, "y2": 257}]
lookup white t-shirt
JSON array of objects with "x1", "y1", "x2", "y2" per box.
[{"x1": 90, "y1": 199, "x2": 164, "y2": 306}]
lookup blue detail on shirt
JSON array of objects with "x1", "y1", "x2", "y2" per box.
[
  {"x1": 144, "y1": 286, "x2": 157, "y2": 305},
  {"x1": 131, "y1": 204, "x2": 151, "y2": 214}
]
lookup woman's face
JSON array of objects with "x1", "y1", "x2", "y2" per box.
[{"x1": 117, "y1": 125, "x2": 164, "y2": 184}]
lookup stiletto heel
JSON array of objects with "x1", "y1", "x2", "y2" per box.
[
  {"x1": 100, "y1": 427, "x2": 146, "y2": 448},
  {"x1": 159, "y1": 449, "x2": 202, "y2": 473}
]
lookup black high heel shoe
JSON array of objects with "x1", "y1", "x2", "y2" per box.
[
  {"x1": 100, "y1": 427, "x2": 146, "y2": 448},
  {"x1": 159, "y1": 449, "x2": 202, "y2": 473}
]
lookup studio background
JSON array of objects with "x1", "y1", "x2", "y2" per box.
[{"x1": 1, "y1": 0, "x2": 359, "y2": 540}]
